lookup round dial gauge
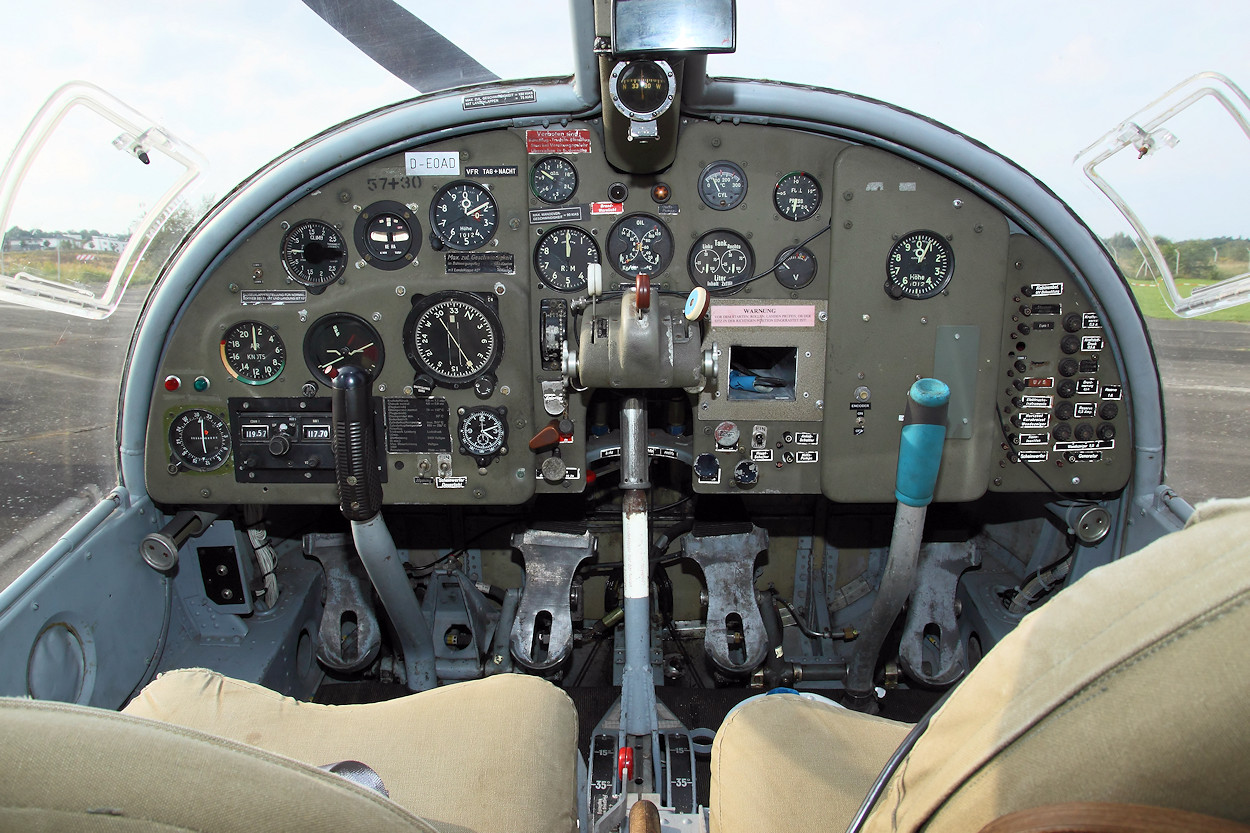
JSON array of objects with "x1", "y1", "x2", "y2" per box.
[
  {"x1": 429, "y1": 180, "x2": 498, "y2": 251},
  {"x1": 403, "y1": 291, "x2": 504, "y2": 388},
  {"x1": 354, "y1": 200, "x2": 420, "y2": 270},
  {"x1": 774, "y1": 246, "x2": 818, "y2": 290},
  {"x1": 458, "y1": 406, "x2": 507, "y2": 462},
  {"x1": 886, "y1": 230, "x2": 955, "y2": 299},
  {"x1": 689, "y1": 230, "x2": 756, "y2": 294},
  {"x1": 169, "y1": 408, "x2": 231, "y2": 472},
  {"x1": 607, "y1": 213, "x2": 674, "y2": 278},
  {"x1": 534, "y1": 226, "x2": 600, "y2": 292},
  {"x1": 530, "y1": 156, "x2": 578, "y2": 205},
  {"x1": 698, "y1": 161, "x2": 748, "y2": 211},
  {"x1": 304, "y1": 313, "x2": 385, "y2": 385},
  {"x1": 281, "y1": 220, "x2": 349, "y2": 286},
  {"x1": 774, "y1": 172, "x2": 822, "y2": 222},
  {"x1": 220, "y1": 321, "x2": 285, "y2": 385}
]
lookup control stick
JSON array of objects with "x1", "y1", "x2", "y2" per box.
[
  {"x1": 844, "y1": 378, "x2": 950, "y2": 712},
  {"x1": 332, "y1": 366, "x2": 435, "y2": 690}
]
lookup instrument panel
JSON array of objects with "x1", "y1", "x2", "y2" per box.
[{"x1": 145, "y1": 119, "x2": 1132, "y2": 506}]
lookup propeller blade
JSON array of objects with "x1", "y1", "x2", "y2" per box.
[{"x1": 302, "y1": 0, "x2": 498, "y2": 92}]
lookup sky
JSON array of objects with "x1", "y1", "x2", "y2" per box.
[{"x1": 0, "y1": 0, "x2": 1247, "y2": 241}]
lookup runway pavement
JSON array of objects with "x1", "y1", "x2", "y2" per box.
[{"x1": 0, "y1": 300, "x2": 1246, "y2": 590}]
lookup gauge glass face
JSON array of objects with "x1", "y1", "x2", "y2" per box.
[
  {"x1": 774, "y1": 246, "x2": 818, "y2": 290},
  {"x1": 281, "y1": 220, "x2": 349, "y2": 286},
  {"x1": 458, "y1": 408, "x2": 507, "y2": 459},
  {"x1": 886, "y1": 230, "x2": 955, "y2": 299},
  {"x1": 607, "y1": 213, "x2": 674, "y2": 278},
  {"x1": 404, "y1": 292, "x2": 503, "y2": 387},
  {"x1": 168, "y1": 408, "x2": 231, "y2": 472},
  {"x1": 304, "y1": 313, "x2": 385, "y2": 385},
  {"x1": 220, "y1": 321, "x2": 285, "y2": 385},
  {"x1": 430, "y1": 180, "x2": 498, "y2": 251},
  {"x1": 698, "y1": 161, "x2": 747, "y2": 211},
  {"x1": 774, "y1": 172, "x2": 822, "y2": 222},
  {"x1": 530, "y1": 156, "x2": 578, "y2": 205},
  {"x1": 534, "y1": 226, "x2": 600, "y2": 292},
  {"x1": 354, "y1": 200, "x2": 420, "y2": 270},
  {"x1": 688, "y1": 230, "x2": 756, "y2": 294}
]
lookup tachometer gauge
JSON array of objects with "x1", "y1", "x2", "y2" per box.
[
  {"x1": 457, "y1": 405, "x2": 508, "y2": 466},
  {"x1": 220, "y1": 321, "x2": 285, "y2": 385},
  {"x1": 354, "y1": 200, "x2": 420, "y2": 270},
  {"x1": 304, "y1": 313, "x2": 385, "y2": 385},
  {"x1": 168, "y1": 408, "x2": 231, "y2": 472},
  {"x1": 774, "y1": 172, "x2": 822, "y2": 222},
  {"x1": 886, "y1": 230, "x2": 955, "y2": 299},
  {"x1": 403, "y1": 291, "x2": 504, "y2": 389},
  {"x1": 281, "y1": 220, "x2": 349, "y2": 286},
  {"x1": 429, "y1": 180, "x2": 498, "y2": 250},
  {"x1": 774, "y1": 246, "x2": 818, "y2": 290},
  {"x1": 698, "y1": 161, "x2": 747, "y2": 211},
  {"x1": 530, "y1": 156, "x2": 578, "y2": 205},
  {"x1": 689, "y1": 230, "x2": 755, "y2": 294},
  {"x1": 534, "y1": 226, "x2": 600, "y2": 292},
  {"x1": 607, "y1": 213, "x2": 674, "y2": 278}
]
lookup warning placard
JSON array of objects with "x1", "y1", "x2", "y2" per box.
[{"x1": 526, "y1": 129, "x2": 592, "y2": 155}]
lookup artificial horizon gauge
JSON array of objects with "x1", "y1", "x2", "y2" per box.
[
  {"x1": 689, "y1": 229, "x2": 755, "y2": 294},
  {"x1": 168, "y1": 408, "x2": 231, "y2": 472},
  {"x1": 403, "y1": 291, "x2": 503, "y2": 389},
  {"x1": 530, "y1": 156, "x2": 578, "y2": 205},
  {"x1": 534, "y1": 226, "x2": 600, "y2": 292},
  {"x1": 773, "y1": 172, "x2": 822, "y2": 222},
  {"x1": 429, "y1": 180, "x2": 498, "y2": 250},
  {"x1": 607, "y1": 213, "x2": 674, "y2": 278},
  {"x1": 281, "y1": 220, "x2": 349, "y2": 286},
  {"x1": 886, "y1": 229, "x2": 955, "y2": 299},
  {"x1": 303, "y1": 313, "x2": 385, "y2": 385},
  {"x1": 774, "y1": 246, "x2": 818, "y2": 290},
  {"x1": 457, "y1": 405, "x2": 508, "y2": 466},
  {"x1": 220, "y1": 321, "x2": 285, "y2": 385},
  {"x1": 698, "y1": 161, "x2": 747, "y2": 211},
  {"x1": 354, "y1": 200, "x2": 420, "y2": 270}
]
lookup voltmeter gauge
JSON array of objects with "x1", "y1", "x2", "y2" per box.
[
  {"x1": 689, "y1": 230, "x2": 755, "y2": 294},
  {"x1": 773, "y1": 172, "x2": 822, "y2": 222},
  {"x1": 429, "y1": 180, "x2": 498, "y2": 251},
  {"x1": 534, "y1": 226, "x2": 600, "y2": 292},
  {"x1": 698, "y1": 161, "x2": 747, "y2": 211},
  {"x1": 354, "y1": 200, "x2": 420, "y2": 270},
  {"x1": 886, "y1": 230, "x2": 955, "y2": 299},
  {"x1": 168, "y1": 408, "x2": 231, "y2": 472},
  {"x1": 403, "y1": 291, "x2": 503, "y2": 388},
  {"x1": 220, "y1": 321, "x2": 285, "y2": 385},
  {"x1": 607, "y1": 213, "x2": 674, "y2": 278},
  {"x1": 457, "y1": 406, "x2": 508, "y2": 466},
  {"x1": 304, "y1": 313, "x2": 385, "y2": 385},
  {"x1": 774, "y1": 246, "x2": 818, "y2": 290},
  {"x1": 530, "y1": 156, "x2": 578, "y2": 205},
  {"x1": 281, "y1": 220, "x2": 349, "y2": 286}
]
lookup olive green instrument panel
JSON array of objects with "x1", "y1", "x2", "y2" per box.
[{"x1": 145, "y1": 119, "x2": 1131, "y2": 506}]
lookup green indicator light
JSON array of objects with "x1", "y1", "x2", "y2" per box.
[{"x1": 193, "y1": 376, "x2": 210, "y2": 392}]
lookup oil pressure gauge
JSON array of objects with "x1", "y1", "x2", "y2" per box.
[{"x1": 886, "y1": 230, "x2": 955, "y2": 299}]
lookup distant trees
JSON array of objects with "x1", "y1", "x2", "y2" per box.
[{"x1": 1103, "y1": 234, "x2": 1248, "y2": 282}]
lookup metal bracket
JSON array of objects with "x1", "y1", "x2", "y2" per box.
[
  {"x1": 683, "y1": 526, "x2": 769, "y2": 674},
  {"x1": 510, "y1": 529, "x2": 596, "y2": 670},
  {"x1": 303, "y1": 532, "x2": 381, "y2": 673},
  {"x1": 899, "y1": 541, "x2": 980, "y2": 686}
]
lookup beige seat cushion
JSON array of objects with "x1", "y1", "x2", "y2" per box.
[
  {"x1": 0, "y1": 696, "x2": 439, "y2": 832},
  {"x1": 123, "y1": 670, "x2": 578, "y2": 833},
  {"x1": 711, "y1": 694, "x2": 910, "y2": 832},
  {"x1": 711, "y1": 497, "x2": 1250, "y2": 832}
]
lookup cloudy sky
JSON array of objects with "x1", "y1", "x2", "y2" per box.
[{"x1": 0, "y1": 0, "x2": 1246, "y2": 241}]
